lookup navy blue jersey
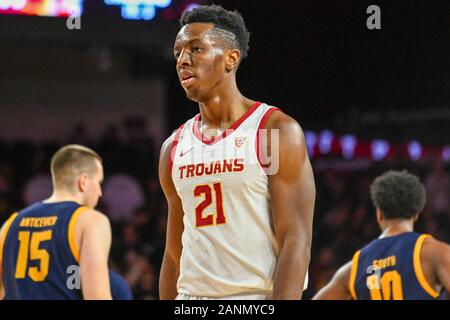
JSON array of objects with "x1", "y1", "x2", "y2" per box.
[
  {"x1": 1, "y1": 201, "x2": 87, "y2": 300},
  {"x1": 0, "y1": 201, "x2": 132, "y2": 300},
  {"x1": 349, "y1": 232, "x2": 444, "y2": 300}
]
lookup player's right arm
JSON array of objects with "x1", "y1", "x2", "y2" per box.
[
  {"x1": 312, "y1": 261, "x2": 353, "y2": 300},
  {"x1": 77, "y1": 209, "x2": 112, "y2": 300},
  {"x1": 159, "y1": 135, "x2": 185, "y2": 300},
  {"x1": 422, "y1": 237, "x2": 450, "y2": 294}
]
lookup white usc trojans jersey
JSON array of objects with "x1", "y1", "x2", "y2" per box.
[{"x1": 171, "y1": 102, "x2": 306, "y2": 298}]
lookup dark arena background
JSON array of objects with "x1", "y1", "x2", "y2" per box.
[{"x1": 0, "y1": 0, "x2": 449, "y2": 301}]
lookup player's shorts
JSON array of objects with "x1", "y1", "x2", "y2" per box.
[{"x1": 176, "y1": 293, "x2": 270, "y2": 300}]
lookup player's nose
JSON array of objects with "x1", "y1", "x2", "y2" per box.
[{"x1": 176, "y1": 49, "x2": 191, "y2": 68}]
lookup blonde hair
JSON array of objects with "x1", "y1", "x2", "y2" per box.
[{"x1": 50, "y1": 144, "x2": 102, "y2": 191}]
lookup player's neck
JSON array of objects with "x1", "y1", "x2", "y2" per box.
[
  {"x1": 43, "y1": 191, "x2": 82, "y2": 205},
  {"x1": 379, "y1": 219, "x2": 414, "y2": 238},
  {"x1": 198, "y1": 82, "x2": 254, "y2": 129}
]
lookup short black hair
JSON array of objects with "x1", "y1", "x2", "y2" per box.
[
  {"x1": 180, "y1": 4, "x2": 250, "y2": 59},
  {"x1": 370, "y1": 170, "x2": 426, "y2": 220}
]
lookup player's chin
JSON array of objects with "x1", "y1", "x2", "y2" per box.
[{"x1": 184, "y1": 87, "x2": 203, "y2": 102}]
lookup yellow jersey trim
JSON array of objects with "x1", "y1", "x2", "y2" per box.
[
  {"x1": 68, "y1": 206, "x2": 89, "y2": 263},
  {"x1": 0, "y1": 212, "x2": 19, "y2": 266},
  {"x1": 413, "y1": 234, "x2": 440, "y2": 298},
  {"x1": 349, "y1": 250, "x2": 361, "y2": 300}
]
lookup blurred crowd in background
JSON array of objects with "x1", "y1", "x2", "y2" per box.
[{"x1": 0, "y1": 122, "x2": 449, "y2": 299}]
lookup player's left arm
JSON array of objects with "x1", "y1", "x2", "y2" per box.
[
  {"x1": 78, "y1": 210, "x2": 113, "y2": 300},
  {"x1": 423, "y1": 237, "x2": 450, "y2": 294},
  {"x1": 266, "y1": 112, "x2": 316, "y2": 299},
  {"x1": 312, "y1": 262, "x2": 353, "y2": 300}
]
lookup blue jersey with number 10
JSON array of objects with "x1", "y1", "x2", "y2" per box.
[{"x1": 349, "y1": 232, "x2": 445, "y2": 300}]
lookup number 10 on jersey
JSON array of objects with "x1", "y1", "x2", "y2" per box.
[{"x1": 194, "y1": 183, "x2": 226, "y2": 227}]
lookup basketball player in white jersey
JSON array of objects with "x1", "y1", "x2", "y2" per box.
[{"x1": 159, "y1": 5, "x2": 315, "y2": 300}]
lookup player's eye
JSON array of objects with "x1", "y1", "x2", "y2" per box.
[{"x1": 192, "y1": 47, "x2": 203, "y2": 53}]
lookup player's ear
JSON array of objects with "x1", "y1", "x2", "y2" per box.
[
  {"x1": 413, "y1": 212, "x2": 419, "y2": 222},
  {"x1": 78, "y1": 173, "x2": 89, "y2": 192},
  {"x1": 225, "y1": 49, "x2": 240, "y2": 72},
  {"x1": 376, "y1": 208, "x2": 383, "y2": 223}
]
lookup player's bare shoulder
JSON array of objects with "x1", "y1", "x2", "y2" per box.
[
  {"x1": 264, "y1": 110, "x2": 305, "y2": 140},
  {"x1": 421, "y1": 236, "x2": 450, "y2": 263},
  {"x1": 160, "y1": 132, "x2": 177, "y2": 165},
  {"x1": 160, "y1": 130, "x2": 178, "y2": 169},
  {"x1": 76, "y1": 208, "x2": 111, "y2": 233},
  {"x1": 159, "y1": 130, "x2": 183, "y2": 195},
  {"x1": 261, "y1": 109, "x2": 307, "y2": 165}
]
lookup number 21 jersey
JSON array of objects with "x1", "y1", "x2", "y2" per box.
[{"x1": 171, "y1": 102, "x2": 283, "y2": 297}]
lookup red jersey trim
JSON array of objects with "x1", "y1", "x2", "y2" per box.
[
  {"x1": 193, "y1": 101, "x2": 263, "y2": 146},
  {"x1": 256, "y1": 107, "x2": 281, "y2": 169},
  {"x1": 170, "y1": 124, "x2": 185, "y2": 176}
]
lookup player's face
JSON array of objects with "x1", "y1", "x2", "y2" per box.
[
  {"x1": 174, "y1": 23, "x2": 227, "y2": 102},
  {"x1": 84, "y1": 160, "x2": 103, "y2": 208}
]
